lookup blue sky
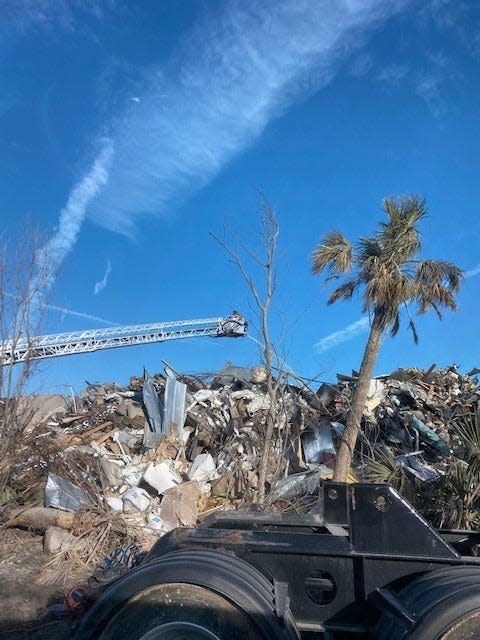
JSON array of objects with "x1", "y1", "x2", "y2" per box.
[{"x1": 1, "y1": 0, "x2": 479, "y2": 393}]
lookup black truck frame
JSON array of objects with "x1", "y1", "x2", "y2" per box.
[{"x1": 74, "y1": 483, "x2": 480, "y2": 640}]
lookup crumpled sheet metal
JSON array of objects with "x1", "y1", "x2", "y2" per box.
[
  {"x1": 270, "y1": 466, "x2": 356, "y2": 501},
  {"x1": 302, "y1": 421, "x2": 336, "y2": 464},
  {"x1": 395, "y1": 453, "x2": 440, "y2": 483},
  {"x1": 142, "y1": 373, "x2": 163, "y2": 434},
  {"x1": 45, "y1": 472, "x2": 93, "y2": 512}
]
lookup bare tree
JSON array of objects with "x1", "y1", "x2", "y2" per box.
[
  {"x1": 0, "y1": 227, "x2": 51, "y2": 493},
  {"x1": 211, "y1": 200, "x2": 285, "y2": 504}
]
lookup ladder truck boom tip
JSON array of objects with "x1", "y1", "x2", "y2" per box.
[
  {"x1": 1, "y1": 311, "x2": 247, "y2": 365},
  {"x1": 215, "y1": 310, "x2": 248, "y2": 337}
]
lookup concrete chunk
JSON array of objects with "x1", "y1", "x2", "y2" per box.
[
  {"x1": 158, "y1": 480, "x2": 201, "y2": 530},
  {"x1": 44, "y1": 526, "x2": 72, "y2": 554}
]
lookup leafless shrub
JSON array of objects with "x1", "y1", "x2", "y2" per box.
[{"x1": 0, "y1": 227, "x2": 51, "y2": 498}]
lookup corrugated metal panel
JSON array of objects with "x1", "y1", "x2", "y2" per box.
[{"x1": 163, "y1": 375, "x2": 187, "y2": 437}]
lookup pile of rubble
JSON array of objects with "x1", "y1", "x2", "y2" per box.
[
  {"x1": 3, "y1": 362, "x2": 480, "y2": 571},
  {"x1": 323, "y1": 365, "x2": 480, "y2": 481},
  {"x1": 6, "y1": 362, "x2": 313, "y2": 543}
]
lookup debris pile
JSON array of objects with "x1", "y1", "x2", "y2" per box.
[
  {"x1": 1, "y1": 362, "x2": 307, "y2": 579},
  {"x1": 323, "y1": 365, "x2": 480, "y2": 480},
  {"x1": 3, "y1": 362, "x2": 480, "y2": 580},
  {"x1": 7, "y1": 361, "x2": 325, "y2": 521}
]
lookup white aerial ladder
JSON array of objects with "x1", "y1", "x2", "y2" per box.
[{"x1": 0, "y1": 311, "x2": 247, "y2": 366}]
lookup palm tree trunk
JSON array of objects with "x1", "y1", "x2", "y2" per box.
[{"x1": 333, "y1": 314, "x2": 383, "y2": 482}]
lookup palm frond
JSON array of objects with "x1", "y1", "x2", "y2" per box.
[
  {"x1": 412, "y1": 260, "x2": 462, "y2": 316},
  {"x1": 408, "y1": 318, "x2": 419, "y2": 344},
  {"x1": 362, "y1": 266, "x2": 410, "y2": 319},
  {"x1": 357, "y1": 236, "x2": 382, "y2": 263},
  {"x1": 390, "y1": 311, "x2": 400, "y2": 338},
  {"x1": 363, "y1": 447, "x2": 416, "y2": 503},
  {"x1": 415, "y1": 260, "x2": 463, "y2": 291},
  {"x1": 452, "y1": 411, "x2": 480, "y2": 460},
  {"x1": 363, "y1": 447, "x2": 400, "y2": 485},
  {"x1": 327, "y1": 279, "x2": 359, "y2": 305},
  {"x1": 312, "y1": 231, "x2": 352, "y2": 275},
  {"x1": 415, "y1": 285, "x2": 457, "y2": 315},
  {"x1": 380, "y1": 195, "x2": 425, "y2": 263},
  {"x1": 382, "y1": 194, "x2": 427, "y2": 227},
  {"x1": 436, "y1": 461, "x2": 480, "y2": 530}
]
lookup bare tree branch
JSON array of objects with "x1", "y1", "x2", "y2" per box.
[{"x1": 211, "y1": 200, "x2": 284, "y2": 503}]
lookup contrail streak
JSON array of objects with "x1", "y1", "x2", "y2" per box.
[
  {"x1": 315, "y1": 317, "x2": 370, "y2": 353},
  {"x1": 44, "y1": 302, "x2": 117, "y2": 327},
  {"x1": 315, "y1": 261, "x2": 479, "y2": 353},
  {"x1": 35, "y1": 140, "x2": 114, "y2": 294},
  {"x1": 466, "y1": 264, "x2": 480, "y2": 278}
]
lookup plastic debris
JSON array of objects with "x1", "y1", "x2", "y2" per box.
[
  {"x1": 396, "y1": 453, "x2": 440, "y2": 483},
  {"x1": 122, "y1": 487, "x2": 151, "y2": 513}
]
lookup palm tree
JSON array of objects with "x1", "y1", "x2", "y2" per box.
[{"x1": 312, "y1": 195, "x2": 463, "y2": 481}]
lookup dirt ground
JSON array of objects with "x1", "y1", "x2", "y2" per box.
[{"x1": 0, "y1": 529, "x2": 72, "y2": 640}]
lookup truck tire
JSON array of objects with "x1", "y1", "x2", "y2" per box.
[
  {"x1": 97, "y1": 583, "x2": 267, "y2": 639},
  {"x1": 376, "y1": 566, "x2": 480, "y2": 640},
  {"x1": 74, "y1": 550, "x2": 299, "y2": 640}
]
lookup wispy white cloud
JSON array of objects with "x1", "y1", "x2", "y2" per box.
[
  {"x1": 0, "y1": 1, "x2": 112, "y2": 62},
  {"x1": 415, "y1": 71, "x2": 445, "y2": 117},
  {"x1": 349, "y1": 53, "x2": 373, "y2": 77},
  {"x1": 315, "y1": 317, "x2": 370, "y2": 353},
  {"x1": 35, "y1": 140, "x2": 114, "y2": 294},
  {"x1": 94, "y1": 259, "x2": 112, "y2": 295},
  {"x1": 90, "y1": 0, "x2": 408, "y2": 234},
  {"x1": 377, "y1": 63, "x2": 409, "y2": 83},
  {"x1": 466, "y1": 264, "x2": 480, "y2": 278},
  {"x1": 414, "y1": 51, "x2": 453, "y2": 117},
  {"x1": 1, "y1": 0, "x2": 73, "y2": 41}
]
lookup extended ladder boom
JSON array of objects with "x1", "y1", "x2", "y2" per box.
[{"x1": 1, "y1": 312, "x2": 247, "y2": 365}]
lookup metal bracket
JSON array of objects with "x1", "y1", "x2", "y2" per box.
[
  {"x1": 273, "y1": 580, "x2": 289, "y2": 622},
  {"x1": 372, "y1": 587, "x2": 416, "y2": 629}
]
